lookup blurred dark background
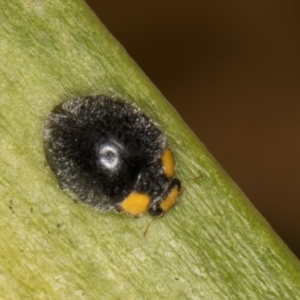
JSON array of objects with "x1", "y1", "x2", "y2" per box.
[{"x1": 86, "y1": 1, "x2": 300, "y2": 258}]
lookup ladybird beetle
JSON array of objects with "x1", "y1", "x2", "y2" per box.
[{"x1": 43, "y1": 95, "x2": 181, "y2": 216}]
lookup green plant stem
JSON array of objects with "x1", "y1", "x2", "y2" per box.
[{"x1": 0, "y1": 1, "x2": 299, "y2": 299}]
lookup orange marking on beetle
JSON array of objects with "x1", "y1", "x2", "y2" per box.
[
  {"x1": 160, "y1": 186, "x2": 180, "y2": 213},
  {"x1": 161, "y1": 148, "x2": 175, "y2": 178},
  {"x1": 119, "y1": 192, "x2": 151, "y2": 215}
]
